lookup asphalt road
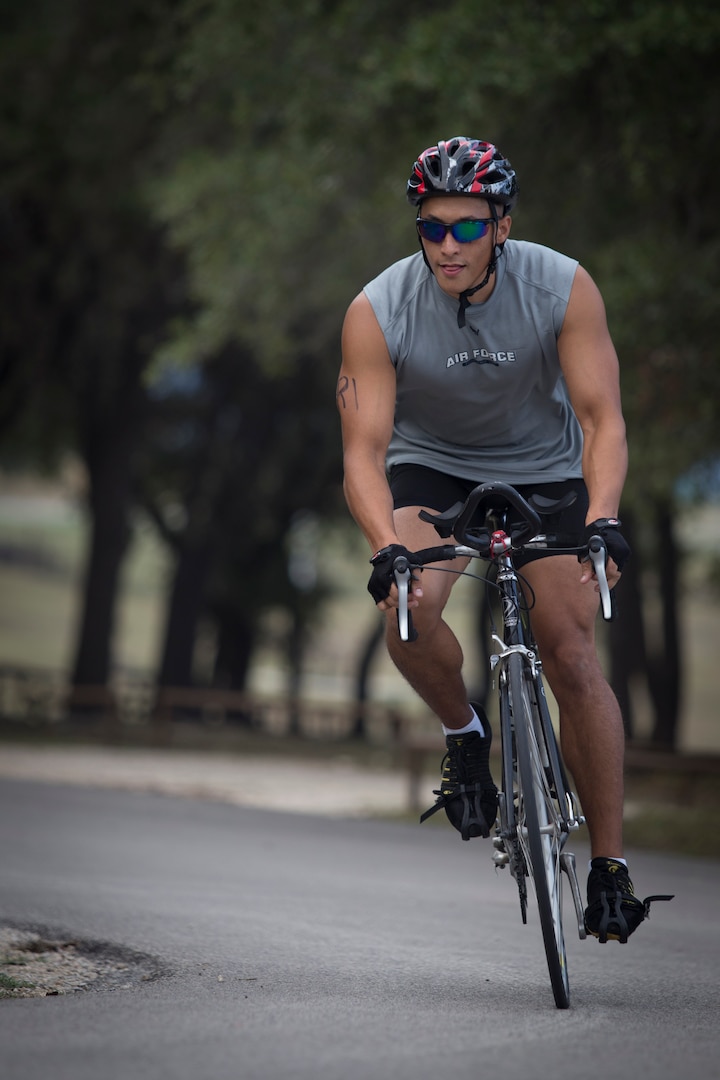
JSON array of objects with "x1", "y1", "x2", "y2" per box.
[{"x1": 0, "y1": 778, "x2": 718, "y2": 1080}]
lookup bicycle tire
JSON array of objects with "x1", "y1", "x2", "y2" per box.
[
  {"x1": 508, "y1": 652, "x2": 570, "y2": 1009},
  {"x1": 527, "y1": 659, "x2": 576, "y2": 829},
  {"x1": 498, "y1": 677, "x2": 528, "y2": 924}
]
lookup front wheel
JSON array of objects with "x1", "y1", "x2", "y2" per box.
[{"x1": 508, "y1": 652, "x2": 570, "y2": 1009}]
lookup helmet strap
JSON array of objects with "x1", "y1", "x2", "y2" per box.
[
  {"x1": 457, "y1": 207, "x2": 505, "y2": 327},
  {"x1": 457, "y1": 257, "x2": 496, "y2": 328}
]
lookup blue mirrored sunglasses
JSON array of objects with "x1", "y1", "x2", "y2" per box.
[{"x1": 416, "y1": 217, "x2": 494, "y2": 244}]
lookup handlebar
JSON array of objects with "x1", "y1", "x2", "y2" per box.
[
  {"x1": 393, "y1": 534, "x2": 617, "y2": 642},
  {"x1": 418, "y1": 479, "x2": 543, "y2": 547}
]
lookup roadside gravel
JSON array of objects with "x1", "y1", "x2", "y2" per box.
[
  {"x1": 0, "y1": 926, "x2": 165, "y2": 999},
  {"x1": 0, "y1": 743, "x2": 410, "y2": 816},
  {"x1": 0, "y1": 742, "x2": 413, "y2": 999}
]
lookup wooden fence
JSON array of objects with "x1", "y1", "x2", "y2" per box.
[{"x1": 0, "y1": 663, "x2": 408, "y2": 744}]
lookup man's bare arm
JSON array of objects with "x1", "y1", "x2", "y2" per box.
[{"x1": 337, "y1": 292, "x2": 399, "y2": 554}]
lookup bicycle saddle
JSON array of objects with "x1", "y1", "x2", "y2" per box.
[{"x1": 527, "y1": 491, "x2": 578, "y2": 515}]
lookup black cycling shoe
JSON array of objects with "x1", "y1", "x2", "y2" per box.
[
  {"x1": 584, "y1": 857, "x2": 674, "y2": 943},
  {"x1": 420, "y1": 713, "x2": 498, "y2": 841}
]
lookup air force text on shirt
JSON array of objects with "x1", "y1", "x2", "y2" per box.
[{"x1": 446, "y1": 348, "x2": 518, "y2": 368}]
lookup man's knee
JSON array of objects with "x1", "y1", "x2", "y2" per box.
[
  {"x1": 385, "y1": 602, "x2": 443, "y2": 649},
  {"x1": 541, "y1": 635, "x2": 604, "y2": 693}
]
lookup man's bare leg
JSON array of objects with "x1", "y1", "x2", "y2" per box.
[
  {"x1": 382, "y1": 509, "x2": 624, "y2": 853},
  {"x1": 383, "y1": 506, "x2": 497, "y2": 838},
  {"x1": 384, "y1": 506, "x2": 473, "y2": 730},
  {"x1": 521, "y1": 556, "x2": 625, "y2": 858}
]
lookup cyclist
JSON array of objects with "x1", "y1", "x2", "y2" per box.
[{"x1": 337, "y1": 136, "x2": 651, "y2": 944}]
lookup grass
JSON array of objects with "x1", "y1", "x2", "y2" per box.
[
  {"x1": 1, "y1": 479, "x2": 720, "y2": 860},
  {"x1": 2, "y1": 484, "x2": 720, "y2": 749},
  {"x1": 622, "y1": 764, "x2": 720, "y2": 858},
  {"x1": 0, "y1": 972, "x2": 36, "y2": 997},
  {"x1": 623, "y1": 804, "x2": 720, "y2": 859}
]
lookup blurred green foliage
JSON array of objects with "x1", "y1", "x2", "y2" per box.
[{"x1": 1, "y1": 0, "x2": 719, "y2": 699}]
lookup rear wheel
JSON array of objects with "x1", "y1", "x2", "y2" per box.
[{"x1": 508, "y1": 652, "x2": 570, "y2": 1009}]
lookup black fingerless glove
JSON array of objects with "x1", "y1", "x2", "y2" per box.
[
  {"x1": 582, "y1": 518, "x2": 631, "y2": 572},
  {"x1": 367, "y1": 544, "x2": 417, "y2": 604}
]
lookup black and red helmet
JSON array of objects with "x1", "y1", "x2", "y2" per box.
[{"x1": 407, "y1": 137, "x2": 518, "y2": 213}]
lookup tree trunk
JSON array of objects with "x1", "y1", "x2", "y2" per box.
[
  {"x1": 69, "y1": 435, "x2": 133, "y2": 717},
  {"x1": 286, "y1": 607, "x2": 308, "y2": 737},
  {"x1": 156, "y1": 540, "x2": 212, "y2": 689},
  {"x1": 607, "y1": 514, "x2": 648, "y2": 739},
  {"x1": 647, "y1": 504, "x2": 682, "y2": 748},
  {"x1": 351, "y1": 616, "x2": 385, "y2": 739},
  {"x1": 211, "y1": 605, "x2": 256, "y2": 726},
  {"x1": 213, "y1": 606, "x2": 255, "y2": 691}
]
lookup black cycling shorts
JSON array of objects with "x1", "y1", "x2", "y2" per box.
[{"x1": 388, "y1": 463, "x2": 588, "y2": 568}]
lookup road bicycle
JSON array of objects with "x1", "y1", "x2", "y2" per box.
[{"x1": 391, "y1": 480, "x2": 615, "y2": 1009}]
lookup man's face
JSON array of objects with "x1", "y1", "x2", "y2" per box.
[{"x1": 417, "y1": 194, "x2": 512, "y2": 299}]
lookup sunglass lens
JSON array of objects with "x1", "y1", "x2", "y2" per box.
[
  {"x1": 452, "y1": 220, "x2": 489, "y2": 242},
  {"x1": 417, "y1": 220, "x2": 447, "y2": 243},
  {"x1": 417, "y1": 219, "x2": 490, "y2": 243}
]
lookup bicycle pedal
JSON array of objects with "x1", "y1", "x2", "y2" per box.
[{"x1": 492, "y1": 835, "x2": 510, "y2": 867}]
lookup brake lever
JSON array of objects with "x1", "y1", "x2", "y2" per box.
[
  {"x1": 588, "y1": 535, "x2": 618, "y2": 622},
  {"x1": 393, "y1": 557, "x2": 418, "y2": 642}
]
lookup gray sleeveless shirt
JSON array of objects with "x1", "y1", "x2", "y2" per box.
[{"x1": 363, "y1": 239, "x2": 584, "y2": 484}]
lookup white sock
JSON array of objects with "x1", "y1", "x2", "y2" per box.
[
  {"x1": 589, "y1": 857, "x2": 627, "y2": 870},
  {"x1": 442, "y1": 706, "x2": 486, "y2": 738}
]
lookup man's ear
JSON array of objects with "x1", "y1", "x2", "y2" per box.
[{"x1": 498, "y1": 213, "x2": 512, "y2": 242}]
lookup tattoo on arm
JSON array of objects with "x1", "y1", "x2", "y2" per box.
[{"x1": 336, "y1": 375, "x2": 359, "y2": 410}]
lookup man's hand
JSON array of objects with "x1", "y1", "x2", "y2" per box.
[
  {"x1": 579, "y1": 518, "x2": 630, "y2": 589},
  {"x1": 368, "y1": 544, "x2": 423, "y2": 609}
]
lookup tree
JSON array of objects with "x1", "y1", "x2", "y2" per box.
[
  {"x1": 380, "y1": 0, "x2": 720, "y2": 747},
  {"x1": 0, "y1": 1, "x2": 192, "y2": 704},
  {"x1": 3, "y1": 0, "x2": 717, "y2": 743},
  {"x1": 137, "y1": 343, "x2": 341, "y2": 703}
]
